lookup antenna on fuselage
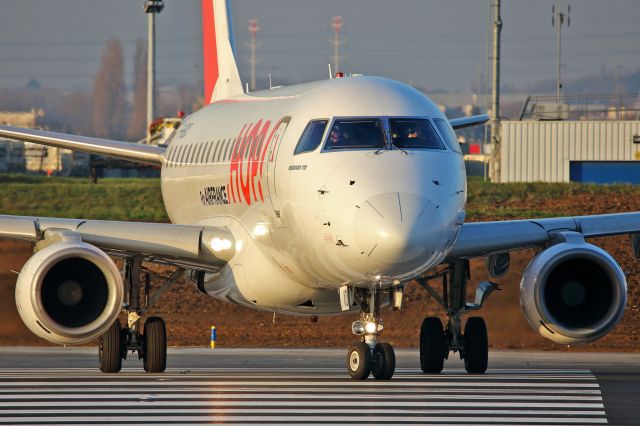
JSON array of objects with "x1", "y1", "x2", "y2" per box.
[{"x1": 328, "y1": 64, "x2": 333, "y2": 79}]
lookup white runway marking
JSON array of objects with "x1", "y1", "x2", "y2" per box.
[{"x1": 0, "y1": 368, "x2": 607, "y2": 425}]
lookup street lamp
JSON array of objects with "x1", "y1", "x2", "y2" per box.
[
  {"x1": 144, "y1": 1, "x2": 164, "y2": 138},
  {"x1": 144, "y1": 0, "x2": 164, "y2": 13}
]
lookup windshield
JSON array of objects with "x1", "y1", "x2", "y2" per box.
[
  {"x1": 324, "y1": 118, "x2": 386, "y2": 150},
  {"x1": 294, "y1": 120, "x2": 328, "y2": 155},
  {"x1": 433, "y1": 118, "x2": 462, "y2": 154},
  {"x1": 389, "y1": 119, "x2": 445, "y2": 150}
]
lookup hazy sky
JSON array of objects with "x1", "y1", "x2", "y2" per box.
[{"x1": 0, "y1": 0, "x2": 639, "y2": 95}]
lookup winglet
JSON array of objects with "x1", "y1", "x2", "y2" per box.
[
  {"x1": 202, "y1": 0, "x2": 243, "y2": 103},
  {"x1": 449, "y1": 114, "x2": 490, "y2": 130}
]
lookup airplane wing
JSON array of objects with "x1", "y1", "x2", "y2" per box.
[
  {"x1": 448, "y1": 212, "x2": 640, "y2": 259},
  {"x1": 0, "y1": 214, "x2": 235, "y2": 270},
  {"x1": 0, "y1": 125, "x2": 164, "y2": 166},
  {"x1": 449, "y1": 114, "x2": 489, "y2": 130},
  {"x1": 0, "y1": 127, "x2": 236, "y2": 269}
]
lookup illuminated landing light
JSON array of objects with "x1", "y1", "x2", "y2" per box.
[
  {"x1": 253, "y1": 223, "x2": 268, "y2": 237},
  {"x1": 374, "y1": 275, "x2": 382, "y2": 281},
  {"x1": 235, "y1": 240, "x2": 244, "y2": 252},
  {"x1": 365, "y1": 321, "x2": 377, "y2": 334},
  {"x1": 352, "y1": 320, "x2": 384, "y2": 335},
  {"x1": 211, "y1": 237, "x2": 232, "y2": 252}
]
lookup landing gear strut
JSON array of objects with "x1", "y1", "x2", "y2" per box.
[
  {"x1": 346, "y1": 288, "x2": 396, "y2": 380},
  {"x1": 416, "y1": 260, "x2": 496, "y2": 374},
  {"x1": 98, "y1": 255, "x2": 182, "y2": 373}
]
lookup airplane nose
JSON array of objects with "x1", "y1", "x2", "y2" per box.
[{"x1": 353, "y1": 193, "x2": 444, "y2": 266}]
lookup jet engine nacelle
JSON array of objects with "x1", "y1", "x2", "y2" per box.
[
  {"x1": 15, "y1": 241, "x2": 123, "y2": 345},
  {"x1": 520, "y1": 240, "x2": 627, "y2": 345}
]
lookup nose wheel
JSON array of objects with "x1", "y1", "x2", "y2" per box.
[
  {"x1": 347, "y1": 341, "x2": 396, "y2": 380},
  {"x1": 372, "y1": 342, "x2": 396, "y2": 380},
  {"x1": 347, "y1": 342, "x2": 372, "y2": 380},
  {"x1": 346, "y1": 288, "x2": 396, "y2": 380}
]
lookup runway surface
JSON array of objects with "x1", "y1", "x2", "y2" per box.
[{"x1": 0, "y1": 348, "x2": 638, "y2": 425}]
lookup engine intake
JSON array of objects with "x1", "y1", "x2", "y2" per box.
[
  {"x1": 15, "y1": 241, "x2": 123, "y2": 345},
  {"x1": 520, "y1": 240, "x2": 627, "y2": 345}
]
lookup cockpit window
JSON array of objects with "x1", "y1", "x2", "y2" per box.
[
  {"x1": 389, "y1": 119, "x2": 445, "y2": 150},
  {"x1": 433, "y1": 118, "x2": 462, "y2": 154},
  {"x1": 324, "y1": 119, "x2": 386, "y2": 150},
  {"x1": 294, "y1": 120, "x2": 328, "y2": 155}
]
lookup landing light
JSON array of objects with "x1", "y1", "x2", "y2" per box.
[
  {"x1": 365, "y1": 321, "x2": 377, "y2": 334},
  {"x1": 352, "y1": 321, "x2": 365, "y2": 335},
  {"x1": 352, "y1": 320, "x2": 383, "y2": 335},
  {"x1": 210, "y1": 237, "x2": 232, "y2": 252},
  {"x1": 253, "y1": 223, "x2": 268, "y2": 237},
  {"x1": 365, "y1": 322, "x2": 383, "y2": 334}
]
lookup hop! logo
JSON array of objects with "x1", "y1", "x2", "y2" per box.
[{"x1": 228, "y1": 118, "x2": 283, "y2": 205}]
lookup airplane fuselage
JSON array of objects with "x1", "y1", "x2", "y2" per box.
[{"x1": 161, "y1": 76, "x2": 466, "y2": 315}]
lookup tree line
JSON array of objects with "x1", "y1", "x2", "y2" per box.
[{"x1": 0, "y1": 39, "x2": 202, "y2": 141}]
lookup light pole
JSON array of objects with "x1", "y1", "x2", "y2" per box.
[
  {"x1": 552, "y1": 4, "x2": 570, "y2": 102},
  {"x1": 489, "y1": 0, "x2": 502, "y2": 182},
  {"x1": 144, "y1": 0, "x2": 164, "y2": 138}
]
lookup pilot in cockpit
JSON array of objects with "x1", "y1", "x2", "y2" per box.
[
  {"x1": 329, "y1": 125, "x2": 341, "y2": 144},
  {"x1": 393, "y1": 125, "x2": 426, "y2": 147}
]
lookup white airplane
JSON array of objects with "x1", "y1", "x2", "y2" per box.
[{"x1": 0, "y1": 0, "x2": 638, "y2": 380}]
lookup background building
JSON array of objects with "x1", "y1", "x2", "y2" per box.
[
  {"x1": 500, "y1": 120, "x2": 640, "y2": 183},
  {"x1": 0, "y1": 109, "x2": 89, "y2": 176}
]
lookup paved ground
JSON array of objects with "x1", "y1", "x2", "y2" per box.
[{"x1": 0, "y1": 348, "x2": 638, "y2": 425}]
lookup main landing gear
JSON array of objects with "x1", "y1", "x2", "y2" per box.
[
  {"x1": 98, "y1": 255, "x2": 182, "y2": 373},
  {"x1": 346, "y1": 288, "x2": 396, "y2": 380},
  {"x1": 416, "y1": 260, "x2": 497, "y2": 374}
]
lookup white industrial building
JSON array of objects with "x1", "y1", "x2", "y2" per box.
[
  {"x1": 0, "y1": 109, "x2": 89, "y2": 176},
  {"x1": 500, "y1": 120, "x2": 640, "y2": 184}
]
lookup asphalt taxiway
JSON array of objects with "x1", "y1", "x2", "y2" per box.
[{"x1": 0, "y1": 348, "x2": 638, "y2": 425}]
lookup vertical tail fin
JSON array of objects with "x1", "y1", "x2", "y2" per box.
[{"x1": 202, "y1": 0, "x2": 243, "y2": 103}]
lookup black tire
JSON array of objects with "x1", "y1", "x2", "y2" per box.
[
  {"x1": 347, "y1": 342, "x2": 372, "y2": 380},
  {"x1": 143, "y1": 317, "x2": 167, "y2": 373},
  {"x1": 419, "y1": 316, "x2": 445, "y2": 373},
  {"x1": 372, "y1": 342, "x2": 396, "y2": 380},
  {"x1": 99, "y1": 319, "x2": 122, "y2": 373},
  {"x1": 464, "y1": 317, "x2": 488, "y2": 374}
]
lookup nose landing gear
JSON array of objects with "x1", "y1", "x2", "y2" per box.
[
  {"x1": 416, "y1": 260, "x2": 496, "y2": 375},
  {"x1": 346, "y1": 288, "x2": 396, "y2": 380}
]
